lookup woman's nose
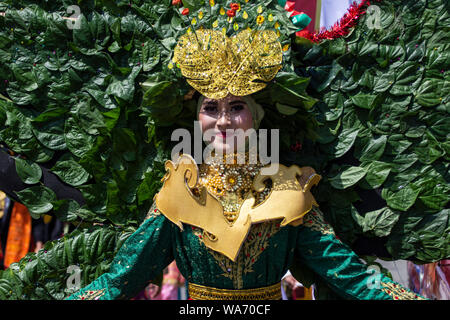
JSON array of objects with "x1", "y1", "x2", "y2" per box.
[{"x1": 216, "y1": 112, "x2": 231, "y2": 126}]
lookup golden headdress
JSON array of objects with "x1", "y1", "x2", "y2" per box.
[
  {"x1": 166, "y1": 0, "x2": 307, "y2": 100},
  {"x1": 173, "y1": 28, "x2": 283, "y2": 99}
]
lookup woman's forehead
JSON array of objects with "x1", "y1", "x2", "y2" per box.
[{"x1": 202, "y1": 95, "x2": 246, "y2": 104}]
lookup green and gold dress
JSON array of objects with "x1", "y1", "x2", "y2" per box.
[{"x1": 67, "y1": 154, "x2": 424, "y2": 300}]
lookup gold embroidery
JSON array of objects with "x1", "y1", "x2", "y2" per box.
[
  {"x1": 78, "y1": 289, "x2": 106, "y2": 300},
  {"x1": 381, "y1": 282, "x2": 425, "y2": 300},
  {"x1": 242, "y1": 222, "x2": 280, "y2": 274},
  {"x1": 193, "y1": 222, "x2": 280, "y2": 289},
  {"x1": 188, "y1": 282, "x2": 282, "y2": 300},
  {"x1": 303, "y1": 208, "x2": 335, "y2": 236}
]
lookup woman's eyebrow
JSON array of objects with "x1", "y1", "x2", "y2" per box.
[{"x1": 229, "y1": 100, "x2": 246, "y2": 105}]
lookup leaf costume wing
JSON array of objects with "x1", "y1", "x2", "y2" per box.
[{"x1": 292, "y1": 0, "x2": 449, "y2": 263}]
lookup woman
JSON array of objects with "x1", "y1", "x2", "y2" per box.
[{"x1": 67, "y1": 92, "x2": 423, "y2": 300}]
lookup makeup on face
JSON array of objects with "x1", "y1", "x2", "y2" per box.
[{"x1": 198, "y1": 95, "x2": 254, "y2": 152}]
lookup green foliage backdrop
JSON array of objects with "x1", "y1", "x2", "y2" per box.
[{"x1": 0, "y1": 0, "x2": 448, "y2": 299}]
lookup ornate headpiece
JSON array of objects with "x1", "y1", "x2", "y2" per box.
[
  {"x1": 173, "y1": 29, "x2": 282, "y2": 99},
  {"x1": 140, "y1": 0, "x2": 317, "y2": 126},
  {"x1": 167, "y1": 0, "x2": 312, "y2": 99}
]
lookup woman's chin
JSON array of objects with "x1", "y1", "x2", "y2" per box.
[{"x1": 210, "y1": 142, "x2": 238, "y2": 155}]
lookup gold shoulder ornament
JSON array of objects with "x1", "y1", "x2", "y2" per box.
[{"x1": 155, "y1": 154, "x2": 321, "y2": 262}]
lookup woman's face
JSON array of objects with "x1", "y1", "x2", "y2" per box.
[{"x1": 198, "y1": 94, "x2": 253, "y2": 154}]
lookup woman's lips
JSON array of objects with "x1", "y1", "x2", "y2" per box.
[{"x1": 217, "y1": 131, "x2": 234, "y2": 138}]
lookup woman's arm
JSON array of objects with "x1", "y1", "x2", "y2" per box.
[
  {"x1": 295, "y1": 207, "x2": 425, "y2": 300},
  {"x1": 0, "y1": 148, "x2": 85, "y2": 206},
  {"x1": 66, "y1": 204, "x2": 174, "y2": 300}
]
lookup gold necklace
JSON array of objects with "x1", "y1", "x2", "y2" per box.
[{"x1": 199, "y1": 153, "x2": 271, "y2": 223}]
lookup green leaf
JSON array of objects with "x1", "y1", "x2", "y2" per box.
[
  {"x1": 385, "y1": 134, "x2": 412, "y2": 155},
  {"x1": 64, "y1": 117, "x2": 95, "y2": 158},
  {"x1": 351, "y1": 94, "x2": 377, "y2": 110},
  {"x1": 413, "y1": 131, "x2": 444, "y2": 164},
  {"x1": 32, "y1": 107, "x2": 67, "y2": 123},
  {"x1": 15, "y1": 186, "x2": 57, "y2": 218},
  {"x1": 105, "y1": 77, "x2": 136, "y2": 103},
  {"x1": 276, "y1": 103, "x2": 298, "y2": 115},
  {"x1": 351, "y1": 206, "x2": 400, "y2": 237},
  {"x1": 361, "y1": 161, "x2": 392, "y2": 189},
  {"x1": 382, "y1": 184, "x2": 422, "y2": 212},
  {"x1": 15, "y1": 158, "x2": 42, "y2": 185},
  {"x1": 271, "y1": 72, "x2": 310, "y2": 105},
  {"x1": 51, "y1": 160, "x2": 90, "y2": 187},
  {"x1": 322, "y1": 127, "x2": 359, "y2": 158},
  {"x1": 32, "y1": 120, "x2": 67, "y2": 151},
  {"x1": 329, "y1": 166, "x2": 367, "y2": 190},
  {"x1": 373, "y1": 72, "x2": 395, "y2": 93},
  {"x1": 51, "y1": 199, "x2": 80, "y2": 222},
  {"x1": 415, "y1": 178, "x2": 450, "y2": 211},
  {"x1": 415, "y1": 79, "x2": 443, "y2": 107},
  {"x1": 142, "y1": 39, "x2": 160, "y2": 72},
  {"x1": 358, "y1": 135, "x2": 387, "y2": 162}
]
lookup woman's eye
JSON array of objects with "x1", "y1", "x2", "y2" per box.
[
  {"x1": 203, "y1": 106, "x2": 218, "y2": 113},
  {"x1": 231, "y1": 105, "x2": 244, "y2": 112}
]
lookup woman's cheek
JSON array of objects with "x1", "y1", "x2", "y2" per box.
[
  {"x1": 232, "y1": 110, "x2": 253, "y2": 131},
  {"x1": 198, "y1": 114, "x2": 215, "y2": 132},
  {"x1": 198, "y1": 114, "x2": 216, "y2": 144}
]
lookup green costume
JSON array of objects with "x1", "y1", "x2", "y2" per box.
[
  {"x1": 68, "y1": 157, "x2": 424, "y2": 300},
  {"x1": 0, "y1": 0, "x2": 445, "y2": 301}
]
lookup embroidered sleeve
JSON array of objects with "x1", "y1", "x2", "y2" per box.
[
  {"x1": 302, "y1": 206, "x2": 335, "y2": 236},
  {"x1": 380, "y1": 281, "x2": 425, "y2": 300},
  {"x1": 66, "y1": 203, "x2": 173, "y2": 300},
  {"x1": 296, "y1": 207, "x2": 426, "y2": 300}
]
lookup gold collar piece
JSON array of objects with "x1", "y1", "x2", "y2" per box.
[{"x1": 155, "y1": 154, "x2": 320, "y2": 261}]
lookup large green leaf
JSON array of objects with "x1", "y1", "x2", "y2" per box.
[
  {"x1": 51, "y1": 160, "x2": 90, "y2": 187},
  {"x1": 360, "y1": 161, "x2": 392, "y2": 189},
  {"x1": 15, "y1": 186, "x2": 57, "y2": 218},
  {"x1": 14, "y1": 157, "x2": 42, "y2": 185},
  {"x1": 351, "y1": 206, "x2": 400, "y2": 237},
  {"x1": 329, "y1": 166, "x2": 367, "y2": 190},
  {"x1": 381, "y1": 184, "x2": 422, "y2": 212},
  {"x1": 322, "y1": 127, "x2": 359, "y2": 158}
]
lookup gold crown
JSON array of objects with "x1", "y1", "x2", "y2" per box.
[{"x1": 173, "y1": 28, "x2": 283, "y2": 99}]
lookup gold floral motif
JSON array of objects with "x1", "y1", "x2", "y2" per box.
[
  {"x1": 302, "y1": 208, "x2": 335, "y2": 236},
  {"x1": 381, "y1": 282, "x2": 425, "y2": 300},
  {"x1": 77, "y1": 289, "x2": 106, "y2": 300}
]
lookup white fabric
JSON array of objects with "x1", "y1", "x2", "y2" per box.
[{"x1": 320, "y1": 0, "x2": 362, "y2": 29}]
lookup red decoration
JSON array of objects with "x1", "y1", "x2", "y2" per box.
[
  {"x1": 296, "y1": 0, "x2": 382, "y2": 42},
  {"x1": 284, "y1": 1, "x2": 296, "y2": 12},
  {"x1": 226, "y1": 9, "x2": 236, "y2": 17},
  {"x1": 172, "y1": 0, "x2": 182, "y2": 5},
  {"x1": 230, "y1": 3, "x2": 240, "y2": 11},
  {"x1": 181, "y1": 8, "x2": 189, "y2": 15}
]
